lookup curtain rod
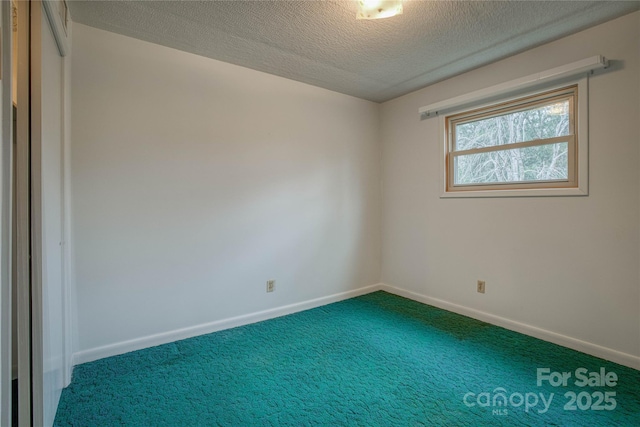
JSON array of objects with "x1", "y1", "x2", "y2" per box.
[{"x1": 419, "y1": 55, "x2": 608, "y2": 120}]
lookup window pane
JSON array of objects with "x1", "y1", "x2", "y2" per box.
[
  {"x1": 454, "y1": 142, "x2": 568, "y2": 185},
  {"x1": 455, "y1": 100, "x2": 570, "y2": 151}
]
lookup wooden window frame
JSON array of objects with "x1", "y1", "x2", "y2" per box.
[{"x1": 439, "y1": 78, "x2": 589, "y2": 198}]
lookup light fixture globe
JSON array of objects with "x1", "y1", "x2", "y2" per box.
[{"x1": 357, "y1": 0, "x2": 403, "y2": 20}]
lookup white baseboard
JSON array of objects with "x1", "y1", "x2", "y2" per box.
[
  {"x1": 380, "y1": 283, "x2": 640, "y2": 371},
  {"x1": 72, "y1": 282, "x2": 640, "y2": 372},
  {"x1": 72, "y1": 283, "x2": 383, "y2": 366}
]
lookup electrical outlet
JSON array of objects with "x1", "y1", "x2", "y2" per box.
[
  {"x1": 266, "y1": 280, "x2": 276, "y2": 293},
  {"x1": 477, "y1": 280, "x2": 486, "y2": 294}
]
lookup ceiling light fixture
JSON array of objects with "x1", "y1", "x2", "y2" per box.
[{"x1": 356, "y1": 0, "x2": 403, "y2": 20}]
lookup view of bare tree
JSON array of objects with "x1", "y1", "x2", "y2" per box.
[{"x1": 453, "y1": 101, "x2": 570, "y2": 185}]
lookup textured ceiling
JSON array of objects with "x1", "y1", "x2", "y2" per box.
[{"x1": 68, "y1": 1, "x2": 640, "y2": 103}]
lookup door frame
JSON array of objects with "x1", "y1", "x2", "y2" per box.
[
  {"x1": 15, "y1": 1, "x2": 47, "y2": 426},
  {"x1": 15, "y1": 0, "x2": 33, "y2": 425},
  {"x1": 0, "y1": 1, "x2": 15, "y2": 426},
  {"x1": 29, "y1": 1, "x2": 44, "y2": 425}
]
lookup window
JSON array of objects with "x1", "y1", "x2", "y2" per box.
[{"x1": 442, "y1": 81, "x2": 588, "y2": 197}]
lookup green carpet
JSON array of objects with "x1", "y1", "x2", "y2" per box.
[{"x1": 54, "y1": 291, "x2": 640, "y2": 426}]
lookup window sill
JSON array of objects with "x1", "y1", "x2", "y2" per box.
[{"x1": 440, "y1": 186, "x2": 588, "y2": 198}]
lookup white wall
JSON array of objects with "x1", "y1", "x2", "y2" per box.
[
  {"x1": 40, "y1": 7, "x2": 67, "y2": 425},
  {"x1": 70, "y1": 25, "x2": 381, "y2": 357},
  {"x1": 381, "y1": 12, "x2": 640, "y2": 365},
  {"x1": 62, "y1": 20, "x2": 74, "y2": 388}
]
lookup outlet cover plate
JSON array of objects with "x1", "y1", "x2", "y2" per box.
[
  {"x1": 267, "y1": 280, "x2": 276, "y2": 293},
  {"x1": 477, "y1": 280, "x2": 486, "y2": 294}
]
